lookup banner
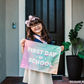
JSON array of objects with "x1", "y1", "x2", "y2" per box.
[{"x1": 20, "y1": 40, "x2": 61, "y2": 74}]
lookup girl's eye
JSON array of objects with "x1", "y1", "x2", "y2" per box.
[
  {"x1": 31, "y1": 23, "x2": 40, "y2": 27},
  {"x1": 33, "y1": 25, "x2": 36, "y2": 27},
  {"x1": 31, "y1": 25, "x2": 35, "y2": 27}
]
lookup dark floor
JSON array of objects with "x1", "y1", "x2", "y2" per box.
[{"x1": 1, "y1": 76, "x2": 84, "y2": 84}]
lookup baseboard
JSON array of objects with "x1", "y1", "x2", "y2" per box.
[{"x1": 52, "y1": 75, "x2": 63, "y2": 80}]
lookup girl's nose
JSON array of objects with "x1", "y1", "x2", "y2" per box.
[{"x1": 36, "y1": 25, "x2": 38, "y2": 27}]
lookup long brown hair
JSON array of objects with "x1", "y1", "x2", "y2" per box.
[{"x1": 26, "y1": 15, "x2": 52, "y2": 44}]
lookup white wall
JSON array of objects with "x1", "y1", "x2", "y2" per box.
[
  {"x1": 0, "y1": 0, "x2": 6, "y2": 83},
  {"x1": 6, "y1": 0, "x2": 19, "y2": 76},
  {"x1": 4, "y1": 0, "x2": 25, "y2": 77},
  {"x1": 72, "y1": 0, "x2": 84, "y2": 77},
  {"x1": 19, "y1": 0, "x2": 25, "y2": 76},
  {"x1": 65, "y1": 0, "x2": 72, "y2": 77}
]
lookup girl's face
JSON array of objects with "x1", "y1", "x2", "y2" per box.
[{"x1": 30, "y1": 23, "x2": 42, "y2": 35}]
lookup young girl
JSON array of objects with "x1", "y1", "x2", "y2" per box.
[{"x1": 20, "y1": 15, "x2": 64, "y2": 84}]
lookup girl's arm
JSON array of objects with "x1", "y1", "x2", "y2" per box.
[
  {"x1": 20, "y1": 39, "x2": 26, "y2": 54},
  {"x1": 21, "y1": 46, "x2": 24, "y2": 54}
]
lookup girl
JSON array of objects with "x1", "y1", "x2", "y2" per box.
[{"x1": 20, "y1": 15, "x2": 64, "y2": 84}]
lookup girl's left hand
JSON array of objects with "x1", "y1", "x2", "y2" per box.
[{"x1": 61, "y1": 46, "x2": 64, "y2": 52}]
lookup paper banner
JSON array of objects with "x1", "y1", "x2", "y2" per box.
[{"x1": 20, "y1": 40, "x2": 61, "y2": 74}]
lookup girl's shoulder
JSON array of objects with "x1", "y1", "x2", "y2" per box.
[
  {"x1": 27, "y1": 34, "x2": 53, "y2": 44},
  {"x1": 27, "y1": 38, "x2": 29, "y2": 40},
  {"x1": 27, "y1": 38, "x2": 43, "y2": 43}
]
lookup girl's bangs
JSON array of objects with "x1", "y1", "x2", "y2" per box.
[{"x1": 30, "y1": 19, "x2": 41, "y2": 26}]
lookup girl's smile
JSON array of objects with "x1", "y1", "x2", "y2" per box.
[{"x1": 30, "y1": 23, "x2": 42, "y2": 35}]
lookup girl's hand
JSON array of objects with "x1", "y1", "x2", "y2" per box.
[
  {"x1": 20, "y1": 39, "x2": 26, "y2": 47},
  {"x1": 61, "y1": 45, "x2": 64, "y2": 52}
]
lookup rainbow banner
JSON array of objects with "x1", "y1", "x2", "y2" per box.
[{"x1": 20, "y1": 40, "x2": 61, "y2": 74}]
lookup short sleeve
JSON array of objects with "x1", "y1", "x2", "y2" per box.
[
  {"x1": 27, "y1": 38, "x2": 29, "y2": 40},
  {"x1": 49, "y1": 36, "x2": 53, "y2": 45},
  {"x1": 51, "y1": 40, "x2": 53, "y2": 45}
]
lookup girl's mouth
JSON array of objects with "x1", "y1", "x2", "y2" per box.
[{"x1": 35, "y1": 28, "x2": 40, "y2": 31}]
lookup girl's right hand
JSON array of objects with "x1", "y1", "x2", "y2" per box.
[{"x1": 20, "y1": 39, "x2": 26, "y2": 47}]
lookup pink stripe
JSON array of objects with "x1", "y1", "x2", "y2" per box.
[{"x1": 34, "y1": 35, "x2": 47, "y2": 44}]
